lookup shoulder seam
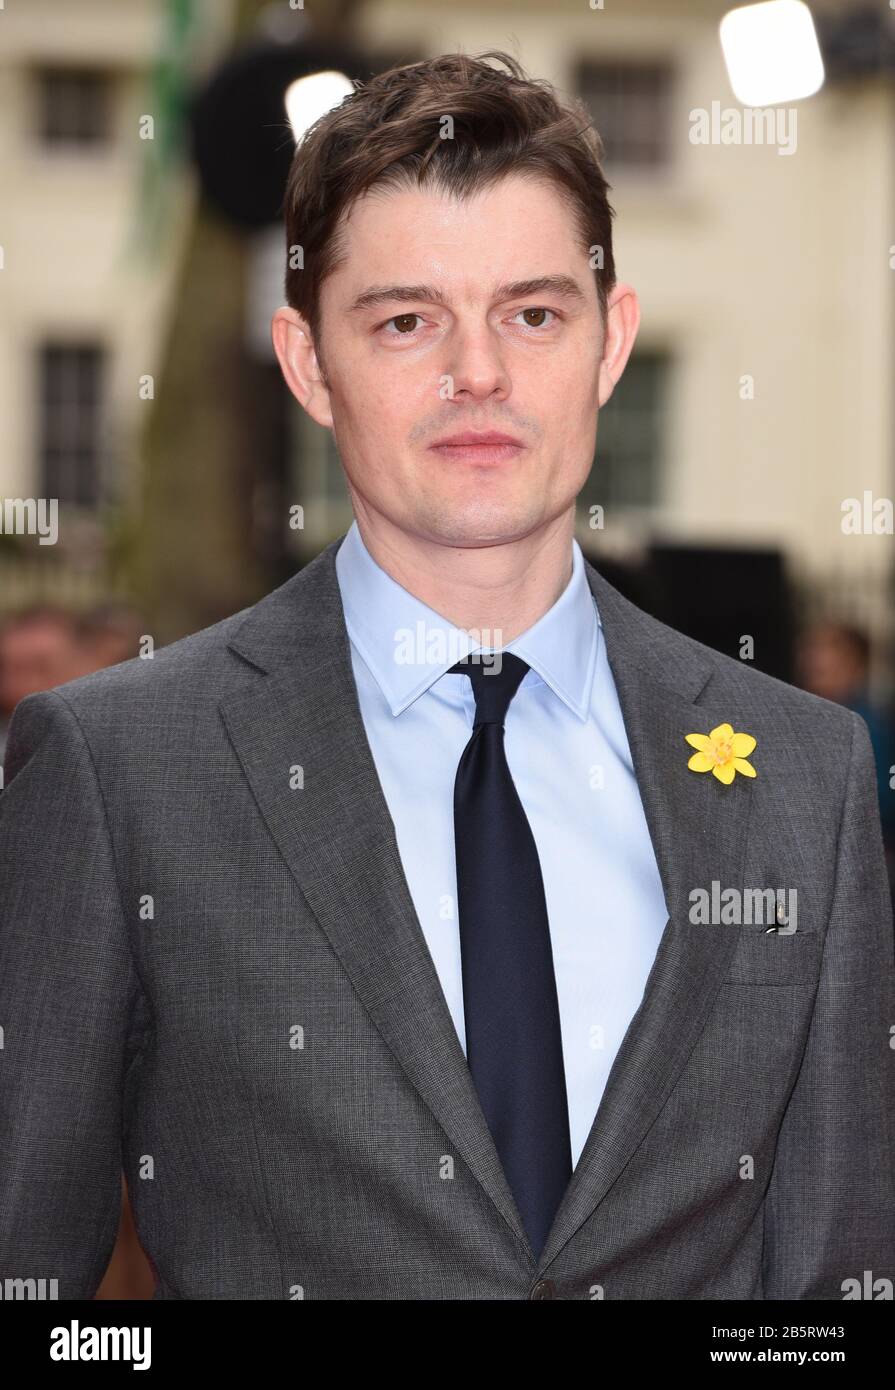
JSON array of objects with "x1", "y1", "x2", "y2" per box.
[{"x1": 45, "y1": 688, "x2": 152, "y2": 1010}]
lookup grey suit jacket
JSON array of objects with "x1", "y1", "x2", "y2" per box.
[{"x1": 1, "y1": 536, "x2": 893, "y2": 1300}]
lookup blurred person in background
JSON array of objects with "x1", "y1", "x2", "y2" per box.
[
  {"x1": 0, "y1": 602, "x2": 145, "y2": 766},
  {"x1": 78, "y1": 603, "x2": 146, "y2": 672},
  {"x1": 0, "y1": 607, "x2": 88, "y2": 766},
  {"x1": 796, "y1": 622, "x2": 895, "y2": 904}
]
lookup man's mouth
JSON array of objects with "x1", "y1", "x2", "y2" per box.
[{"x1": 429, "y1": 430, "x2": 525, "y2": 463}]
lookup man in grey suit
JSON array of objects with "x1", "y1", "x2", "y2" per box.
[{"x1": 1, "y1": 51, "x2": 893, "y2": 1301}]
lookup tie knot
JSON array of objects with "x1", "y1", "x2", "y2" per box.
[{"x1": 448, "y1": 650, "x2": 530, "y2": 727}]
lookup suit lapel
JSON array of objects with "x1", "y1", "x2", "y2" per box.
[
  {"x1": 536, "y1": 559, "x2": 756, "y2": 1267},
  {"x1": 219, "y1": 538, "x2": 533, "y2": 1257},
  {"x1": 219, "y1": 536, "x2": 756, "y2": 1272}
]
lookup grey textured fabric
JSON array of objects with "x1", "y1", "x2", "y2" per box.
[{"x1": 1, "y1": 534, "x2": 893, "y2": 1300}]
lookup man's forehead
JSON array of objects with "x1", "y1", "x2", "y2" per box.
[
  {"x1": 322, "y1": 176, "x2": 595, "y2": 312},
  {"x1": 335, "y1": 174, "x2": 582, "y2": 255}
]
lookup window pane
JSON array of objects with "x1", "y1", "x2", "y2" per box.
[
  {"x1": 37, "y1": 67, "x2": 111, "y2": 146},
  {"x1": 583, "y1": 352, "x2": 669, "y2": 510},
  {"x1": 575, "y1": 62, "x2": 672, "y2": 168},
  {"x1": 38, "y1": 344, "x2": 104, "y2": 507}
]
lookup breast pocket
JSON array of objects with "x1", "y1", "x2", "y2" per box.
[{"x1": 722, "y1": 927, "x2": 825, "y2": 986}]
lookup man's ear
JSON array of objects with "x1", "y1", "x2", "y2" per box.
[
  {"x1": 271, "y1": 307, "x2": 333, "y2": 428},
  {"x1": 597, "y1": 283, "x2": 641, "y2": 409}
]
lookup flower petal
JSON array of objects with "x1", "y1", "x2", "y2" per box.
[
  {"x1": 709, "y1": 722, "x2": 734, "y2": 742},
  {"x1": 685, "y1": 733, "x2": 712, "y2": 751},
  {"x1": 733, "y1": 757, "x2": 757, "y2": 778},
  {"x1": 688, "y1": 751, "x2": 713, "y2": 772},
  {"x1": 712, "y1": 761, "x2": 736, "y2": 784},
  {"x1": 730, "y1": 732, "x2": 756, "y2": 757}
]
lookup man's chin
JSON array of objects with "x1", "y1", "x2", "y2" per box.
[{"x1": 415, "y1": 512, "x2": 548, "y2": 550}]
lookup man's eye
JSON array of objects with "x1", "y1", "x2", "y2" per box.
[
  {"x1": 381, "y1": 313, "x2": 422, "y2": 335},
  {"x1": 378, "y1": 307, "x2": 559, "y2": 337},
  {"x1": 512, "y1": 307, "x2": 558, "y2": 330}
]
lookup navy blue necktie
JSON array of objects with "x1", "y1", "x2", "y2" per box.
[{"x1": 449, "y1": 650, "x2": 572, "y2": 1261}]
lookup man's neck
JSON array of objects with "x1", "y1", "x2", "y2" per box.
[{"x1": 352, "y1": 512, "x2": 576, "y2": 646}]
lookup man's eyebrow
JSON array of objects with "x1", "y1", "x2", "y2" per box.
[{"x1": 346, "y1": 274, "x2": 588, "y2": 315}]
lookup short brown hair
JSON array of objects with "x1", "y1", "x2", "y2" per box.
[{"x1": 282, "y1": 50, "x2": 616, "y2": 377}]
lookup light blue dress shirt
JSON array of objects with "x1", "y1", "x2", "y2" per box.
[{"x1": 335, "y1": 520, "x2": 669, "y2": 1170}]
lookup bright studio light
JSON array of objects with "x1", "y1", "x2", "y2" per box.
[
  {"x1": 284, "y1": 70, "x2": 355, "y2": 144},
  {"x1": 720, "y1": 0, "x2": 824, "y2": 106}
]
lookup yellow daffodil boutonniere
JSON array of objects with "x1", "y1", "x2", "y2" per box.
[{"x1": 685, "y1": 722, "x2": 757, "y2": 783}]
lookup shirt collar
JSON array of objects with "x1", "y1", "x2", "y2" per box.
[{"x1": 335, "y1": 519, "x2": 600, "y2": 721}]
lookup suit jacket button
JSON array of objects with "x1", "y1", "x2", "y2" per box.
[{"x1": 530, "y1": 1278, "x2": 556, "y2": 1300}]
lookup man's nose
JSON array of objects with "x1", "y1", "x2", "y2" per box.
[{"x1": 442, "y1": 322, "x2": 511, "y2": 400}]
